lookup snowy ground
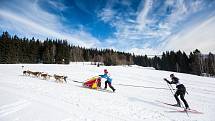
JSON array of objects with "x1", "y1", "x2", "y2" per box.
[{"x1": 0, "y1": 63, "x2": 215, "y2": 121}]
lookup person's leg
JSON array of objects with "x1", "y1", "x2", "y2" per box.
[
  {"x1": 179, "y1": 91, "x2": 189, "y2": 109},
  {"x1": 174, "y1": 90, "x2": 181, "y2": 106},
  {"x1": 107, "y1": 81, "x2": 115, "y2": 92},
  {"x1": 104, "y1": 81, "x2": 108, "y2": 89}
]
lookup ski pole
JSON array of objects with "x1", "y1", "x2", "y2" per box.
[{"x1": 166, "y1": 82, "x2": 174, "y2": 95}]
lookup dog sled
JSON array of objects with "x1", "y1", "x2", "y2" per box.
[{"x1": 83, "y1": 76, "x2": 101, "y2": 89}]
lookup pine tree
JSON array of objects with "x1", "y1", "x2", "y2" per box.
[
  {"x1": 208, "y1": 52, "x2": 215, "y2": 76},
  {"x1": 189, "y1": 49, "x2": 202, "y2": 75},
  {"x1": 0, "y1": 32, "x2": 10, "y2": 63}
]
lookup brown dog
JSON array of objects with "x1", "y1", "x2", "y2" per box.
[
  {"x1": 41, "y1": 73, "x2": 52, "y2": 80},
  {"x1": 53, "y1": 74, "x2": 67, "y2": 83},
  {"x1": 30, "y1": 71, "x2": 42, "y2": 77},
  {"x1": 26, "y1": 70, "x2": 32, "y2": 76}
]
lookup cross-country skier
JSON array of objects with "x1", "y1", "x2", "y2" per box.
[
  {"x1": 99, "y1": 69, "x2": 116, "y2": 92},
  {"x1": 164, "y1": 74, "x2": 190, "y2": 110}
]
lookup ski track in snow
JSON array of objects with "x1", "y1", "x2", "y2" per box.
[
  {"x1": 0, "y1": 100, "x2": 30, "y2": 118},
  {"x1": 0, "y1": 63, "x2": 215, "y2": 121}
]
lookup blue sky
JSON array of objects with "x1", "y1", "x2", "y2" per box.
[{"x1": 0, "y1": 0, "x2": 215, "y2": 55}]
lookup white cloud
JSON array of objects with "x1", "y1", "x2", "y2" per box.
[
  {"x1": 169, "y1": 0, "x2": 188, "y2": 20},
  {"x1": 190, "y1": 0, "x2": 204, "y2": 12},
  {"x1": 136, "y1": 0, "x2": 153, "y2": 30},
  {"x1": 164, "y1": 15, "x2": 215, "y2": 54},
  {"x1": 0, "y1": 0, "x2": 100, "y2": 48},
  {"x1": 96, "y1": 0, "x2": 215, "y2": 55},
  {"x1": 97, "y1": 0, "x2": 170, "y2": 54},
  {"x1": 1, "y1": 0, "x2": 214, "y2": 55},
  {"x1": 121, "y1": 0, "x2": 132, "y2": 6},
  {"x1": 127, "y1": 47, "x2": 160, "y2": 55},
  {"x1": 0, "y1": 10, "x2": 60, "y2": 37},
  {"x1": 98, "y1": 8, "x2": 116, "y2": 23},
  {"x1": 48, "y1": 0, "x2": 67, "y2": 11}
]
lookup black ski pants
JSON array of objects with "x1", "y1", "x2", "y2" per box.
[
  {"x1": 104, "y1": 81, "x2": 115, "y2": 91},
  {"x1": 174, "y1": 85, "x2": 189, "y2": 108}
]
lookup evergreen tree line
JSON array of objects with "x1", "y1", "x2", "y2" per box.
[
  {"x1": 0, "y1": 32, "x2": 133, "y2": 65},
  {"x1": 0, "y1": 32, "x2": 215, "y2": 76},
  {"x1": 134, "y1": 50, "x2": 215, "y2": 76}
]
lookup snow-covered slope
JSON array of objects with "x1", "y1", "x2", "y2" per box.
[{"x1": 0, "y1": 63, "x2": 215, "y2": 121}]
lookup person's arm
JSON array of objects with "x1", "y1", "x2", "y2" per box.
[
  {"x1": 171, "y1": 77, "x2": 179, "y2": 84},
  {"x1": 164, "y1": 78, "x2": 171, "y2": 84},
  {"x1": 164, "y1": 77, "x2": 178, "y2": 84},
  {"x1": 99, "y1": 74, "x2": 105, "y2": 78}
]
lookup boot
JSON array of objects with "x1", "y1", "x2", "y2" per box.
[{"x1": 185, "y1": 106, "x2": 190, "y2": 110}]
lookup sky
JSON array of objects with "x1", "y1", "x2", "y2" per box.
[{"x1": 0, "y1": 0, "x2": 215, "y2": 55}]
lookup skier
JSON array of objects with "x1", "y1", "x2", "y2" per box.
[
  {"x1": 164, "y1": 74, "x2": 190, "y2": 110},
  {"x1": 99, "y1": 69, "x2": 116, "y2": 92}
]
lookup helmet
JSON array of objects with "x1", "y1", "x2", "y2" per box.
[
  {"x1": 104, "y1": 69, "x2": 108, "y2": 73},
  {"x1": 170, "y1": 74, "x2": 174, "y2": 77}
]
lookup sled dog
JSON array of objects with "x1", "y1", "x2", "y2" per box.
[{"x1": 53, "y1": 74, "x2": 67, "y2": 83}]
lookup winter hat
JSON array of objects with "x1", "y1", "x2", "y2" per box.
[
  {"x1": 104, "y1": 69, "x2": 108, "y2": 73},
  {"x1": 170, "y1": 74, "x2": 174, "y2": 77}
]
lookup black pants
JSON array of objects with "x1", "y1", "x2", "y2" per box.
[
  {"x1": 174, "y1": 85, "x2": 189, "y2": 108},
  {"x1": 104, "y1": 81, "x2": 115, "y2": 91}
]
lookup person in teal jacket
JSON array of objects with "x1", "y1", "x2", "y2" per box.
[{"x1": 99, "y1": 69, "x2": 116, "y2": 92}]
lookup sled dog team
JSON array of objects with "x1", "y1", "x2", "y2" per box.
[
  {"x1": 23, "y1": 69, "x2": 115, "y2": 92},
  {"x1": 23, "y1": 70, "x2": 67, "y2": 83},
  {"x1": 23, "y1": 68, "x2": 190, "y2": 110}
]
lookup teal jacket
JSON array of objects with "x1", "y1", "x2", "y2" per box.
[{"x1": 99, "y1": 73, "x2": 112, "y2": 82}]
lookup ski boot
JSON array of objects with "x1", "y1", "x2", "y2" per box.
[{"x1": 185, "y1": 107, "x2": 190, "y2": 111}]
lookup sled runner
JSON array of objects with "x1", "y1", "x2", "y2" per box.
[{"x1": 81, "y1": 86, "x2": 114, "y2": 93}]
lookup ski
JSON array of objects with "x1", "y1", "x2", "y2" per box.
[
  {"x1": 157, "y1": 100, "x2": 203, "y2": 114},
  {"x1": 97, "y1": 88, "x2": 115, "y2": 93},
  {"x1": 156, "y1": 100, "x2": 181, "y2": 107},
  {"x1": 162, "y1": 102, "x2": 181, "y2": 107},
  {"x1": 166, "y1": 109, "x2": 203, "y2": 114}
]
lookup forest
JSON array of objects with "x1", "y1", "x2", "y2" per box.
[{"x1": 0, "y1": 32, "x2": 214, "y2": 76}]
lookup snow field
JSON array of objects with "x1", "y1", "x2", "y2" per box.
[{"x1": 0, "y1": 63, "x2": 215, "y2": 121}]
